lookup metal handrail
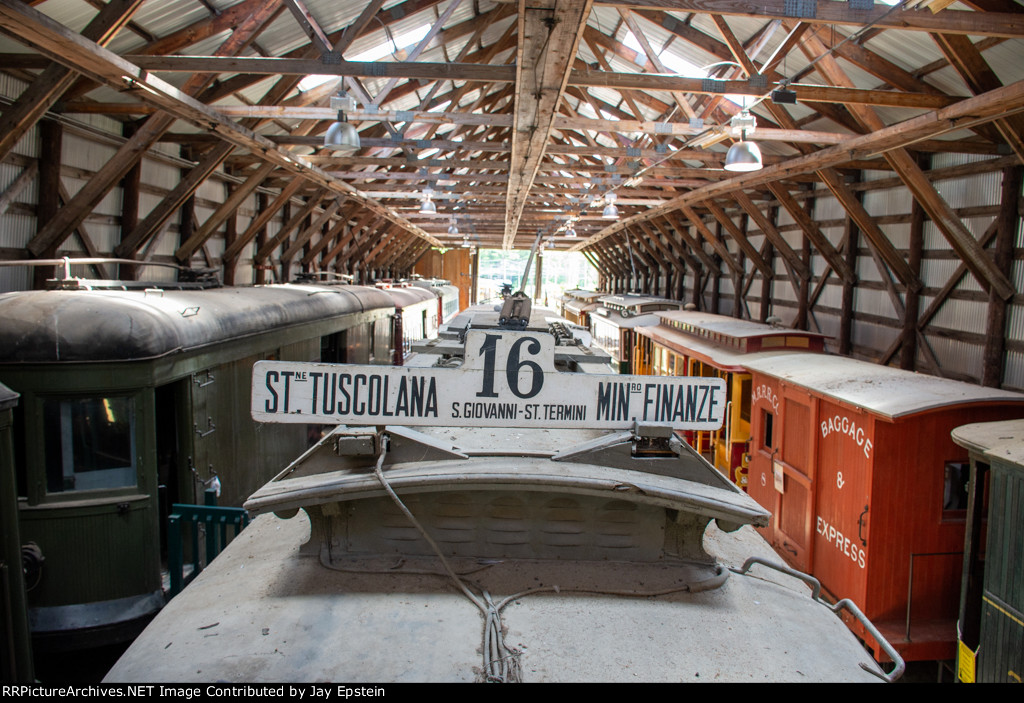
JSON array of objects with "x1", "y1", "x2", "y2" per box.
[
  {"x1": 167, "y1": 496, "x2": 249, "y2": 598},
  {"x1": 733, "y1": 556, "x2": 905, "y2": 683}
]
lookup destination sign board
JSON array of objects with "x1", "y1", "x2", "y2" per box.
[{"x1": 251, "y1": 330, "x2": 725, "y2": 430}]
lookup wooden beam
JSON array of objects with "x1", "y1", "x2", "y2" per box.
[
  {"x1": 282, "y1": 0, "x2": 332, "y2": 55},
  {"x1": 592, "y1": 0, "x2": 1024, "y2": 38},
  {"x1": 704, "y1": 200, "x2": 773, "y2": 279},
  {"x1": 795, "y1": 27, "x2": 1016, "y2": 300},
  {"x1": 114, "y1": 143, "x2": 236, "y2": 258},
  {"x1": 0, "y1": 0, "x2": 440, "y2": 248},
  {"x1": 982, "y1": 165, "x2": 1020, "y2": 386},
  {"x1": 280, "y1": 198, "x2": 345, "y2": 263},
  {"x1": 175, "y1": 161, "x2": 277, "y2": 262},
  {"x1": 932, "y1": 31, "x2": 1024, "y2": 163},
  {"x1": 222, "y1": 177, "x2": 306, "y2": 263},
  {"x1": 768, "y1": 183, "x2": 855, "y2": 284},
  {"x1": 255, "y1": 191, "x2": 328, "y2": 263},
  {"x1": 0, "y1": 162, "x2": 37, "y2": 216},
  {"x1": 681, "y1": 206, "x2": 745, "y2": 277},
  {"x1": 817, "y1": 167, "x2": 921, "y2": 289},
  {"x1": 731, "y1": 190, "x2": 809, "y2": 282},
  {"x1": 572, "y1": 78, "x2": 1024, "y2": 252},
  {"x1": 0, "y1": 0, "x2": 143, "y2": 162},
  {"x1": 505, "y1": 0, "x2": 593, "y2": 248}
]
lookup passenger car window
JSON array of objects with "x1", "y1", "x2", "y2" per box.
[{"x1": 43, "y1": 397, "x2": 136, "y2": 493}]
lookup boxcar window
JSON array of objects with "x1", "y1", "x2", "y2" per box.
[
  {"x1": 762, "y1": 410, "x2": 774, "y2": 450},
  {"x1": 942, "y1": 461, "x2": 971, "y2": 518},
  {"x1": 43, "y1": 397, "x2": 137, "y2": 493},
  {"x1": 321, "y1": 330, "x2": 347, "y2": 364},
  {"x1": 740, "y1": 378, "x2": 752, "y2": 423}
]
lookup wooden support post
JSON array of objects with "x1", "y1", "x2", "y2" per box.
[
  {"x1": 221, "y1": 182, "x2": 238, "y2": 286},
  {"x1": 33, "y1": 120, "x2": 62, "y2": 290},
  {"x1": 902, "y1": 159, "x2": 927, "y2": 371},
  {"x1": 118, "y1": 123, "x2": 143, "y2": 281},
  {"x1": 535, "y1": 251, "x2": 543, "y2": 303},
  {"x1": 759, "y1": 241, "x2": 774, "y2": 322},
  {"x1": 838, "y1": 192, "x2": 860, "y2": 356},
  {"x1": 982, "y1": 164, "x2": 1021, "y2": 387}
]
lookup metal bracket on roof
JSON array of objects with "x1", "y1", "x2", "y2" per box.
[
  {"x1": 784, "y1": 0, "x2": 818, "y2": 18},
  {"x1": 626, "y1": 147, "x2": 641, "y2": 157},
  {"x1": 321, "y1": 51, "x2": 341, "y2": 65},
  {"x1": 849, "y1": 0, "x2": 874, "y2": 10},
  {"x1": 701, "y1": 78, "x2": 727, "y2": 94}
]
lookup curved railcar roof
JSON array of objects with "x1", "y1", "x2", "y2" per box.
[
  {"x1": 104, "y1": 511, "x2": 883, "y2": 683},
  {"x1": 744, "y1": 354, "x2": 1024, "y2": 419},
  {"x1": 0, "y1": 284, "x2": 394, "y2": 363},
  {"x1": 952, "y1": 418, "x2": 1024, "y2": 466},
  {"x1": 378, "y1": 285, "x2": 437, "y2": 308},
  {"x1": 654, "y1": 310, "x2": 831, "y2": 342}
]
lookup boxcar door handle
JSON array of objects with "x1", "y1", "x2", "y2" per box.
[
  {"x1": 858, "y1": 504, "x2": 868, "y2": 546},
  {"x1": 194, "y1": 417, "x2": 216, "y2": 438},
  {"x1": 193, "y1": 370, "x2": 215, "y2": 388}
]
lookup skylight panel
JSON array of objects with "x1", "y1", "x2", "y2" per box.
[
  {"x1": 351, "y1": 24, "x2": 431, "y2": 63},
  {"x1": 297, "y1": 75, "x2": 338, "y2": 92}
]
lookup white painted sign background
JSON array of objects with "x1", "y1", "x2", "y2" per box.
[{"x1": 252, "y1": 331, "x2": 726, "y2": 430}]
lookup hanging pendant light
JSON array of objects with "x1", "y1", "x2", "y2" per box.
[
  {"x1": 724, "y1": 110, "x2": 762, "y2": 172},
  {"x1": 447, "y1": 219, "x2": 459, "y2": 235},
  {"x1": 601, "y1": 192, "x2": 619, "y2": 220},
  {"x1": 323, "y1": 120, "x2": 360, "y2": 152},
  {"x1": 724, "y1": 137, "x2": 762, "y2": 171},
  {"x1": 324, "y1": 91, "x2": 360, "y2": 153},
  {"x1": 419, "y1": 185, "x2": 437, "y2": 214},
  {"x1": 566, "y1": 226, "x2": 577, "y2": 238}
]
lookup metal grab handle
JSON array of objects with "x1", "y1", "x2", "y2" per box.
[
  {"x1": 194, "y1": 417, "x2": 216, "y2": 438},
  {"x1": 193, "y1": 370, "x2": 215, "y2": 388},
  {"x1": 732, "y1": 556, "x2": 905, "y2": 683},
  {"x1": 831, "y1": 597, "x2": 906, "y2": 683}
]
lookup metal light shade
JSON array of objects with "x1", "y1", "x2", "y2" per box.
[
  {"x1": 447, "y1": 223, "x2": 459, "y2": 235},
  {"x1": 566, "y1": 226, "x2": 577, "y2": 238},
  {"x1": 419, "y1": 198, "x2": 437, "y2": 214},
  {"x1": 324, "y1": 121, "x2": 360, "y2": 151},
  {"x1": 724, "y1": 139, "x2": 763, "y2": 171},
  {"x1": 602, "y1": 202, "x2": 619, "y2": 219}
]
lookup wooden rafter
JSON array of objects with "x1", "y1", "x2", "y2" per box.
[{"x1": 505, "y1": 0, "x2": 593, "y2": 248}]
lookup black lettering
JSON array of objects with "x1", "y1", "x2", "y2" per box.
[
  {"x1": 410, "y1": 377, "x2": 425, "y2": 416},
  {"x1": 707, "y1": 385, "x2": 719, "y2": 423},
  {"x1": 264, "y1": 371, "x2": 279, "y2": 412},
  {"x1": 354, "y1": 374, "x2": 366, "y2": 415},
  {"x1": 597, "y1": 382, "x2": 612, "y2": 421},
  {"x1": 281, "y1": 371, "x2": 294, "y2": 413},
  {"x1": 424, "y1": 378, "x2": 438, "y2": 417},
  {"x1": 396, "y1": 377, "x2": 409, "y2": 415},
  {"x1": 617, "y1": 383, "x2": 630, "y2": 421},
  {"x1": 696, "y1": 385, "x2": 709, "y2": 422},
  {"x1": 659, "y1": 385, "x2": 674, "y2": 423},
  {"x1": 338, "y1": 374, "x2": 351, "y2": 414},
  {"x1": 367, "y1": 376, "x2": 381, "y2": 415},
  {"x1": 310, "y1": 372, "x2": 322, "y2": 414},
  {"x1": 685, "y1": 385, "x2": 697, "y2": 422}
]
